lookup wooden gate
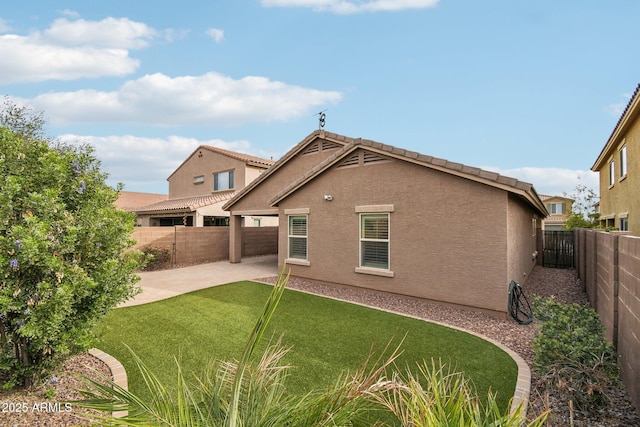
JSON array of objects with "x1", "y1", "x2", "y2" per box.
[{"x1": 543, "y1": 230, "x2": 575, "y2": 269}]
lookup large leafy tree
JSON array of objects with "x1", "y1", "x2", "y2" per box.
[
  {"x1": 0, "y1": 100, "x2": 141, "y2": 388},
  {"x1": 563, "y1": 183, "x2": 600, "y2": 230}
]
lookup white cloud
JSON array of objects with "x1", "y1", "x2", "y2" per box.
[
  {"x1": 206, "y1": 28, "x2": 224, "y2": 43},
  {"x1": 30, "y1": 72, "x2": 343, "y2": 126},
  {"x1": 482, "y1": 166, "x2": 600, "y2": 198},
  {"x1": 261, "y1": 0, "x2": 439, "y2": 14},
  {"x1": 59, "y1": 134, "x2": 276, "y2": 192},
  {"x1": 0, "y1": 16, "x2": 157, "y2": 83},
  {"x1": 42, "y1": 17, "x2": 157, "y2": 49}
]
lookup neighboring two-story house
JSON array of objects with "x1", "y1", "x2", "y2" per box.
[
  {"x1": 540, "y1": 195, "x2": 573, "y2": 231},
  {"x1": 592, "y1": 83, "x2": 640, "y2": 234},
  {"x1": 132, "y1": 145, "x2": 276, "y2": 227}
]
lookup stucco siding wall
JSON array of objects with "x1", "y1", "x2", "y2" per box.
[
  {"x1": 598, "y1": 116, "x2": 640, "y2": 234},
  {"x1": 168, "y1": 150, "x2": 248, "y2": 199},
  {"x1": 231, "y1": 138, "x2": 344, "y2": 212},
  {"x1": 506, "y1": 194, "x2": 539, "y2": 287},
  {"x1": 278, "y1": 157, "x2": 510, "y2": 316}
]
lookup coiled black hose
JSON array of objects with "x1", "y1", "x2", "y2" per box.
[{"x1": 508, "y1": 280, "x2": 533, "y2": 325}]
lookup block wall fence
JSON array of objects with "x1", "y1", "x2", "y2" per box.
[
  {"x1": 574, "y1": 228, "x2": 640, "y2": 415},
  {"x1": 131, "y1": 226, "x2": 278, "y2": 266}
]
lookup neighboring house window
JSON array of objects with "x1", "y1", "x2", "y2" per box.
[
  {"x1": 253, "y1": 218, "x2": 261, "y2": 227},
  {"x1": 620, "y1": 216, "x2": 629, "y2": 231},
  {"x1": 620, "y1": 145, "x2": 628, "y2": 178},
  {"x1": 609, "y1": 160, "x2": 615, "y2": 186},
  {"x1": 548, "y1": 203, "x2": 566, "y2": 214},
  {"x1": 194, "y1": 175, "x2": 205, "y2": 184},
  {"x1": 288, "y1": 215, "x2": 308, "y2": 260},
  {"x1": 214, "y1": 170, "x2": 234, "y2": 191},
  {"x1": 360, "y1": 213, "x2": 390, "y2": 270}
]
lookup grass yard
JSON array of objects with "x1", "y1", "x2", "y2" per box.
[{"x1": 94, "y1": 281, "x2": 518, "y2": 411}]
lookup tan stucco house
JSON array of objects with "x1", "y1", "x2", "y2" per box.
[
  {"x1": 540, "y1": 195, "x2": 573, "y2": 231},
  {"x1": 223, "y1": 130, "x2": 548, "y2": 318},
  {"x1": 592, "y1": 83, "x2": 640, "y2": 234},
  {"x1": 133, "y1": 145, "x2": 276, "y2": 227}
]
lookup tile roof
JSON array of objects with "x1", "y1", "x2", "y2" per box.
[
  {"x1": 167, "y1": 145, "x2": 275, "y2": 181},
  {"x1": 135, "y1": 192, "x2": 235, "y2": 213},
  {"x1": 539, "y1": 194, "x2": 573, "y2": 202},
  {"x1": 268, "y1": 135, "x2": 548, "y2": 217},
  {"x1": 224, "y1": 130, "x2": 548, "y2": 217},
  {"x1": 115, "y1": 191, "x2": 168, "y2": 211},
  {"x1": 199, "y1": 145, "x2": 275, "y2": 168}
]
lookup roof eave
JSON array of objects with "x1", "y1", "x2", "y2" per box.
[
  {"x1": 269, "y1": 139, "x2": 549, "y2": 217},
  {"x1": 592, "y1": 84, "x2": 640, "y2": 171}
]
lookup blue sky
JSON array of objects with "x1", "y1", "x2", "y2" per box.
[{"x1": 1, "y1": 1, "x2": 637, "y2": 197}]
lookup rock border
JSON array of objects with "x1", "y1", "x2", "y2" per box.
[{"x1": 88, "y1": 348, "x2": 128, "y2": 418}]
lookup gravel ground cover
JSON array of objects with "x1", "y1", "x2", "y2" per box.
[
  {"x1": 259, "y1": 265, "x2": 639, "y2": 426},
  {"x1": 0, "y1": 352, "x2": 110, "y2": 426},
  {"x1": 2, "y1": 265, "x2": 637, "y2": 426}
]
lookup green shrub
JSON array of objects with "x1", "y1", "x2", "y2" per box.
[
  {"x1": 0, "y1": 103, "x2": 142, "y2": 388},
  {"x1": 532, "y1": 297, "x2": 619, "y2": 412},
  {"x1": 140, "y1": 246, "x2": 172, "y2": 271}
]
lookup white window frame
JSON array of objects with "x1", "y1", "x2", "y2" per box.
[
  {"x1": 357, "y1": 212, "x2": 393, "y2": 276},
  {"x1": 609, "y1": 160, "x2": 615, "y2": 187},
  {"x1": 287, "y1": 213, "x2": 309, "y2": 265},
  {"x1": 548, "y1": 202, "x2": 565, "y2": 215},
  {"x1": 620, "y1": 145, "x2": 628, "y2": 179},
  {"x1": 620, "y1": 216, "x2": 629, "y2": 231},
  {"x1": 213, "y1": 170, "x2": 234, "y2": 191}
]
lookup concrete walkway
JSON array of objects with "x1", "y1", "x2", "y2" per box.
[{"x1": 119, "y1": 255, "x2": 278, "y2": 307}]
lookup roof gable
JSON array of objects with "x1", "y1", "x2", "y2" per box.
[
  {"x1": 167, "y1": 145, "x2": 274, "y2": 181},
  {"x1": 592, "y1": 83, "x2": 640, "y2": 171},
  {"x1": 222, "y1": 130, "x2": 350, "y2": 211},
  {"x1": 268, "y1": 136, "x2": 548, "y2": 217}
]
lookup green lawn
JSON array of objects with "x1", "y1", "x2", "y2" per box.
[{"x1": 94, "y1": 281, "x2": 517, "y2": 411}]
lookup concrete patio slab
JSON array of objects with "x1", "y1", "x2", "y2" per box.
[{"x1": 119, "y1": 255, "x2": 278, "y2": 307}]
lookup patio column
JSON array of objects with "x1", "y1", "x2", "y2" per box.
[{"x1": 229, "y1": 214, "x2": 242, "y2": 263}]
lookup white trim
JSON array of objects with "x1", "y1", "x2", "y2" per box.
[
  {"x1": 285, "y1": 208, "x2": 310, "y2": 214},
  {"x1": 619, "y1": 212, "x2": 629, "y2": 219},
  {"x1": 286, "y1": 258, "x2": 310, "y2": 266},
  {"x1": 355, "y1": 204, "x2": 394, "y2": 213},
  {"x1": 355, "y1": 267, "x2": 394, "y2": 277}
]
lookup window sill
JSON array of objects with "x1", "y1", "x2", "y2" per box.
[
  {"x1": 285, "y1": 258, "x2": 310, "y2": 267},
  {"x1": 619, "y1": 174, "x2": 628, "y2": 182},
  {"x1": 355, "y1": 267, "x2": 394, "y2": 278}
]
